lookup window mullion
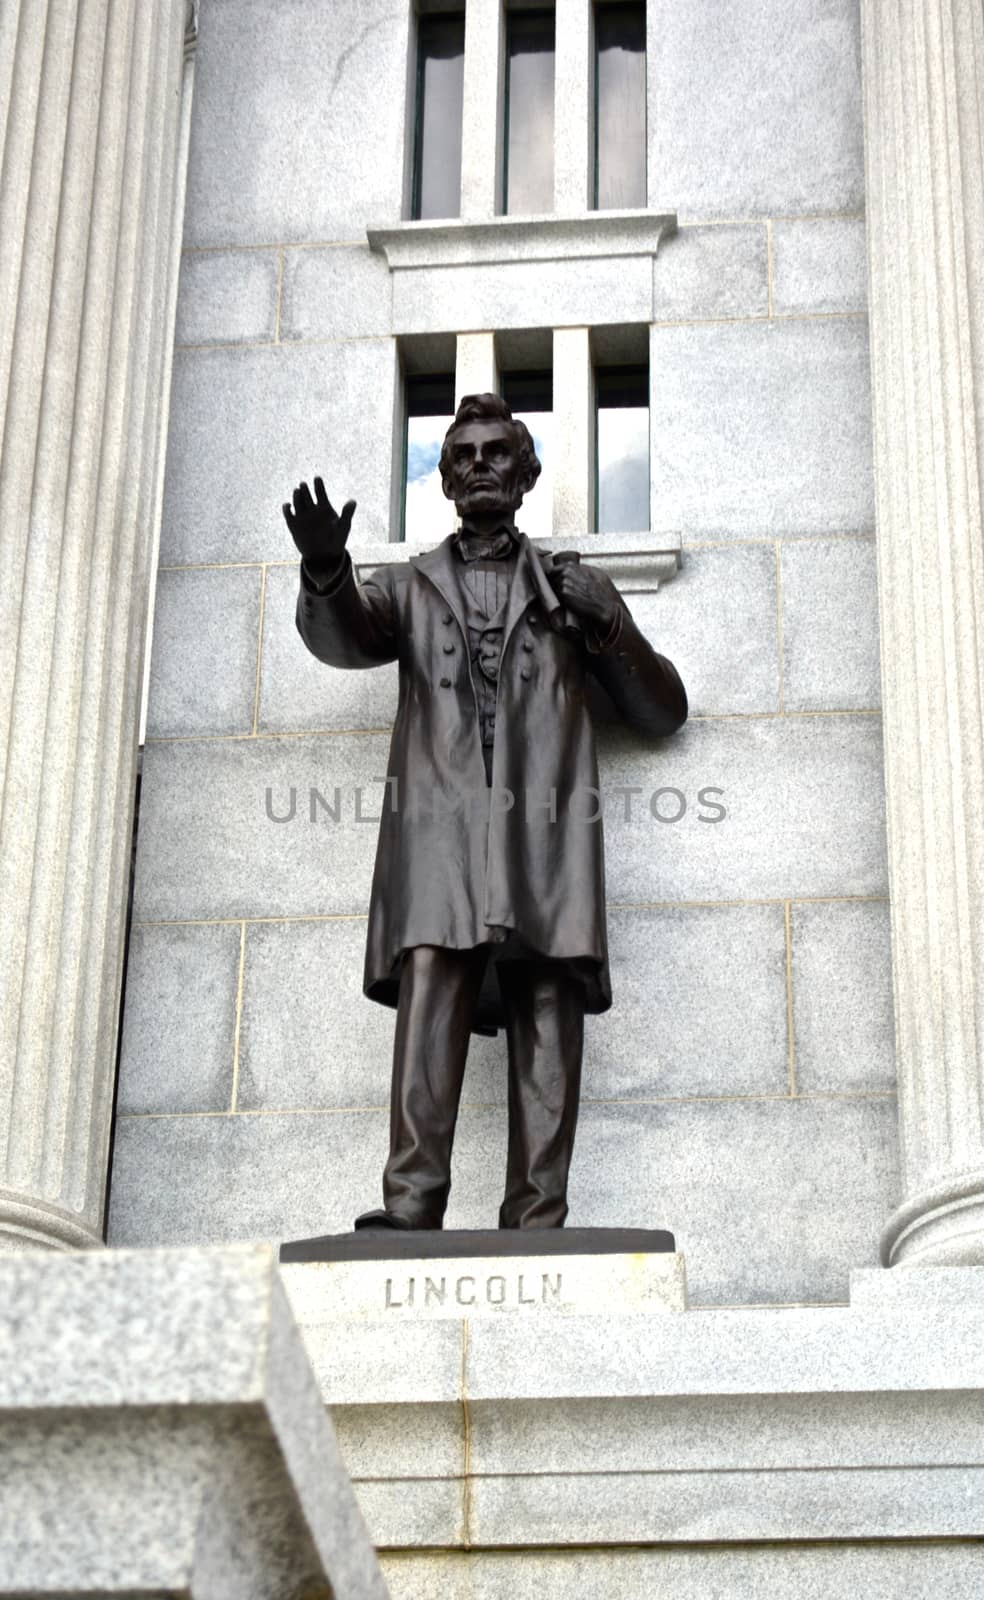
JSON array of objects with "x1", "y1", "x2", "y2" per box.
[
  {"x1": 460, "y1": 0, "x2": 506, "y2": 218},
  {"x1": 554, "y1": 0, "x2": 593, "y2": 214},
  {"x1": 644, "y1": 0, "x2": 656, "y2": 208},
  {"x1": 552, "y1": 327, "x2": 594, "y2": 535},
  {"x1": 455, "y1": 333, "x2": 500, "y2": 407}
]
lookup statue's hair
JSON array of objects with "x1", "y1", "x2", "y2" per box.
[{"x1": 439, "y1": 392, "x2": 542, "y2": 494}]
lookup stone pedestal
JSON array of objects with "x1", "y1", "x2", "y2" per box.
[
  {"x1": 860, "y1": 0, "x2": 984, "y2": 1263},
  {"x1": 282, "y1": 1247, "x2": 686, "y2": 1322},
  {"x1": 0, "y1": 0, "x2": 193, "y2": 1250},
  {"x1": 0, "y1": 1245, "x2": 388, "y2": 1598}
]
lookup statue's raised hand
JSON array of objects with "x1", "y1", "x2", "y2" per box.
[{"x1": 282, "y1": 477, "x2": 356, "y2": 584}]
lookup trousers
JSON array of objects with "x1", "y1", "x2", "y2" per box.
[{"x1": 382, "y1": 944, "x2": 585, "y2": 1229}]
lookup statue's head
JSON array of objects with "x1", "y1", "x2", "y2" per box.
[{"x1": 439, "y1": 392, "x2": 542, "y2": 519}]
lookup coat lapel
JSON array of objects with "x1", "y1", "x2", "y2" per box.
[
  {"x1": 502, "y1": 534, "x2": 563, "y2": 650},
  {"x1": 409, "y1": 537, "x2": 467, "y2": 635}
]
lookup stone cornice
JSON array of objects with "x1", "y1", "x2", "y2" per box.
[{"x1": 367, "y1": 210, "x2": 678, "y2": 272}]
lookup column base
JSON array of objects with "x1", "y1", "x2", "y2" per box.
[
  {"x1": 881, "y1": 1169, "x2": 984, "y2": 1266},
  {"x1": 0, "y1": 1194, "x2": 104, "y2": 1254}
]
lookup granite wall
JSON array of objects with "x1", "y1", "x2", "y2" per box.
[{"x1": 108, "y1": 0, "x2": 899, "y2": 1311}]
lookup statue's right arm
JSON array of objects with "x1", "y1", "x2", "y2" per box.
[
  {"x1": 295, "y1": 551, "x2": 399, "y2": 669},
  {"x1": 285, "y1": 478, "x2": 399, "y2": 669}
]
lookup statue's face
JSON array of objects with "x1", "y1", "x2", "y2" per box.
[{"x1": 443, "y1": 420, "x2": 526, "y2": 517}]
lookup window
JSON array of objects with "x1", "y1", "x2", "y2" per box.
[
  {"x1": 503, "y1": 10, "x2": 556, "y2": 215},
  {"x1": 411, "y1": 13, "x2": 465, "y2": 220},
  {"x1": 595, "y1": 365, "x2": 649, "y2": 531},
  {"x1": 404, "y1": 373, "x2": 457, "y2": 541},
  {"x1": 594, "y1": 2, "x2": 647, "y2": 210},
  {"x1": 501, "y1": 368, "x2": 553, "y2": 539}
]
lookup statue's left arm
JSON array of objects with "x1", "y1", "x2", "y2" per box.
[
  {"x1": 550, "y1": 558, "x2": 687, "y2": 737},
  {"x1": 585, "y1": 602, "x2": 688, "y2": 738}
]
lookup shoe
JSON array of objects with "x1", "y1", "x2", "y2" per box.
[{"x1": 354, "y1": 1208, "x2": 427, "y2": 1232}]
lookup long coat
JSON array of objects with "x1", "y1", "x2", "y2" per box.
[{"x1": 296, "y1": 532, "x2": 687, "y2": 1031}]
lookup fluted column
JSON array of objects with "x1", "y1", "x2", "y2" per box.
[
  {"x1": 860, "y1": 0, "x2": 984, "y2": 1264},
  {"x1": 0, "y1": 0, "x2": 195, "y2": 1250}
]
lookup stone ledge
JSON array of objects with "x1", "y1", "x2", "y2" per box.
[
  {"x1": 0, "y1": 1245, "x2": 387, "y2": 1599},
  {"x1": 368, "y1": 211, "x2": 678, "y2": 271}
]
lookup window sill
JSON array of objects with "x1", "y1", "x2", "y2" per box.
[
  {"x1": 367, "y1": 210, "x2": 677, "y2": 272},
  {"x1": 353, "y1": 531, "x2": 682, "y2": 592}
]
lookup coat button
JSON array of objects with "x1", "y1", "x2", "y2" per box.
[
  {"x1": 442, "y1": 612, "x2": 453, "y2": 624},
  {"x1": 522, "y1": 640, "x2": 534, "y2": 652},
  {"x1": 440, "y1": 676, "x2": 452, "y2": 688},
  {"x1": 528, "y1": 613, "x2": 539, "y2": 627},
  {"x1": 520, "y1": 668, "x2": 532, "y2": 681},
  {"x1": 443, "y1": 642, "x2": 454, "y2": 653}
]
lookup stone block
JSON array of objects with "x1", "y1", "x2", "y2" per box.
[
  {"x1": 648, "y1": 0, "x2": 864, "y2": 219},
  {"x1": 652, "y1": 225, "x2": 769, "y2": 322},
  {"x1": 132, "y1": 732, "x2": 391, "y2": 921},
  {"x1": 583, "y1": 903, "x2": 789, "y2": 1100},
  {"x1": 555, "y1": 1096, "x2": 898, "y2": 1305},
  {"x1": 236, "y1": 917, "x2": 394, "y2": 1110},
  {"x1": 280, "y1": 1251, "x2": 686, "y2": 1321},
  {"x1": 649, "y1": 318, "x2": 874, "y2": 537},
  {"x1": 108, "y1": 1107, "x2": 398, "y2": 1249},
  {"x1": 380, "y1": 1547, "x2": 984, "y2": 1600},
  {"x1": 791, "y1": 899, "x2": 896, "y2": 1093},
  {"x1": 470, "y1": 1462, "x2": 984, "y2": 1548},
  {"x1": 184, "y1": 0, "x2": 410, "y2": 247},
  {"x1": 626, "y1": 545, "x2": 780, "y2": 716},
  {"x1": 175, "y1": 248, "x2": 280, "y2": 346},
  {"x1": 780, "y1": 537, "x2": 881, "y2": 710},
  {"x1": 257, "y1": 562, "x2": 399, "y2": 734},
  {"x1": 597, "y1": 714, "x2": 888, "y2": 904},
  {"x1": 466, "y1": 1388, "x2": 984, "y2": 1477},
  {"x1": 145, "y1": 565, "x2": 262, "y2": 738},
  {"x1": 355, "y1": 1478, "x2": 465, "y2": 1550},
  {"x1": 301, "y1": 1317, "x2": 465, "y2": 1409},
  {"x1": 772, "y1": 217, "x2": 868, "y2": 316},
  {"x1": 391, "y1": 255, "x2": 653, "y2": 335},
  {"x1": 464, "y1": 1296, "x2": 984, "y2": 1404},
  {"x1": 468, "y1": 1463, "x2": 984, "y2": 1546},
  {"x1": 160, "y1": 340, "x2": 399, "y2": 565},
  {"x1": 118, "y1": 922, "x2": 241, "y2": 1114},
  {"x1": 331, "y1": 1401, "x2": 465, "y2": 1481},
  {"x1": 0, "y1": 1245, "x2": 386, "y2": 1598},
  {"x1": 282, "y1": 244, "x2": 393, "y2": 342}
]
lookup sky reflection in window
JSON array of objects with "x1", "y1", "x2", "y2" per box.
[
  {"x1": 597, "y1": 406, "x2": 649, "y2": 532},
  {"x1": 404, "y1": 414, "x2": 456, "y2": 542}
]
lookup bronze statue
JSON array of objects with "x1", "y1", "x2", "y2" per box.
[{"x1": 285, "y1": 393, "x2": 687, "y2": 1232}]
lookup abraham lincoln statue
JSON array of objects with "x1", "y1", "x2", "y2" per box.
[{"x1": 284, "y1": 393, "x2": 687, "y2": 1232}]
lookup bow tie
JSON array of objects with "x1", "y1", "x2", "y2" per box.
[{"x1": 456, "y1": 530, "x2": 516, "y2": 562}]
